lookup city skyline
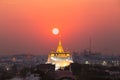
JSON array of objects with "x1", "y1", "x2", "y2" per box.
[{"x1": 0, "y1": 0, "x2": 120, "y2": 55}]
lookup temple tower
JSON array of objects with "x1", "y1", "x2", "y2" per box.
[{"x1": 46, "y1": 40, "x2": 73, "y2": 70}]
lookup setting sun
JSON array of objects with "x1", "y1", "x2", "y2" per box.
[{"x1": 52, "y1": 28, "x2": 59, "y2": 35}]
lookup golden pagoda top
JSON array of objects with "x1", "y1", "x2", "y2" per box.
[{"x1": 56, "y1": 40, "x2": 64, "y2": 53}]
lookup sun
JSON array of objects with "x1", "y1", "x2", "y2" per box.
[{"x1": 52, "y1": 28, "x2": 59, "y2": 35}]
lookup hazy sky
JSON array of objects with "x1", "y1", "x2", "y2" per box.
[{"x1": 0, "y1": 0, "x2": 120, "y2": 55}]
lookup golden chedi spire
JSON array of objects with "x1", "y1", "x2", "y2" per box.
[{"x1": 56, "y1": 40, "x2": 64, "y2": 53}]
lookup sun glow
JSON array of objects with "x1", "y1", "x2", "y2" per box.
[{"x1": 52, "y1": 28, "x2": 59, "y2": 35}]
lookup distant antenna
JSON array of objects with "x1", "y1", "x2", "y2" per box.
[{"x1": 89, "y1": 37, "x2": 92, "y2": 54}]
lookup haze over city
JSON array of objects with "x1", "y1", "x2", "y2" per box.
[{"x1": 0, "y1": 0, "x2": 120, "y2": 55}]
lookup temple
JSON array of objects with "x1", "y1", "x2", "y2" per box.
[{"x1": 46, "y1": 40, "x2": 73, "y2": 70}]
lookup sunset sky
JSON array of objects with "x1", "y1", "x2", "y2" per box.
[{"x1": 0, "y1": 0, "x2": 120, "y2": 55}]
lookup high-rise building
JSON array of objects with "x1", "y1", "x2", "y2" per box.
[{"x1": 46, "y1": 40, "x2": 73, "y2": 70}]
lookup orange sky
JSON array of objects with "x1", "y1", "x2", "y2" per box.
[{"x1": 0, "y1": 0, "x2": 120, "y2": 55}]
